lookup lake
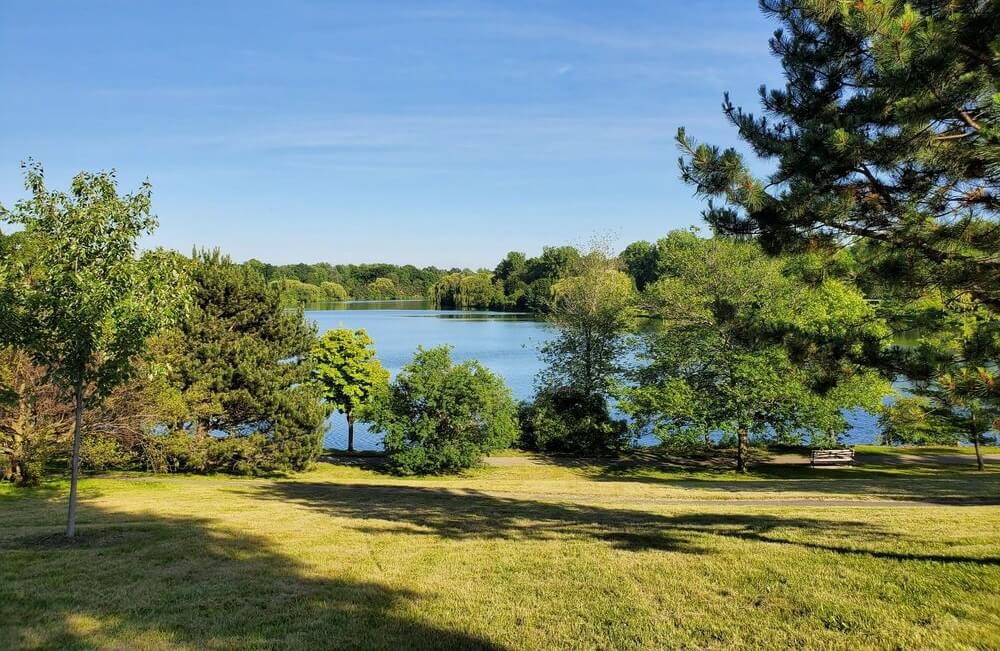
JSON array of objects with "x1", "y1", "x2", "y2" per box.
[{"x1": 306, "y1": 301, "x2": 881, "y2": 450}]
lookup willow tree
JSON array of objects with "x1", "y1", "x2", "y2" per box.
[
  {"x1": 0, "y1": 162, "x2": 186, "y2": 536},
  {"x1": 677, "y1": 0, "x2": 999, "y2": 307}
]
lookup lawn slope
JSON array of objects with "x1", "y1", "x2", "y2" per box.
[{"x1": 2, "y1": 452, "x2": 998, "y2": 650}]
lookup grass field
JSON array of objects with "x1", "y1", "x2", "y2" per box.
[{"x1": 2, "y1": 448, "x2": 999, "y2": 650}]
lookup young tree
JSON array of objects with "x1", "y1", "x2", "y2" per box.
[
  {"x1": 677, "y1": 0, "x2": 999, "y2": 308},
  {"x1": 936, "y1": 368, "x2": 997, "y2": 471},
  {"x1": 885, "y1": 295, "x2": 999, "y2": 469},
  {"x1": 370, "y1": 346, "x2": 518, "y2": 474},
  {"x1": 539, "y1": 245, "x2": 637, "y2": 400},
  {"x1": 0, "y1": 163, "x2": 185, "y2": 536},
  {"x1": 311, "y1": 328, "x2": 389, "y2": 452},
  {"x1": 620, "y1": 233, "x2": 889, "y2": 472}
]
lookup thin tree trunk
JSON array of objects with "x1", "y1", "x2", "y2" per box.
[
  {"x1": 971, "y1": 412, "x2": 985, "y2": 472},
  {"x1": 66, "y1": 378, "x2": 84, "y2": 538},
  {"x1": 736, "y1": 426, "x2": 749, "y2": 473},
  {"x1": 347, "y1": 412, "x2": 355, "y2": 453}
]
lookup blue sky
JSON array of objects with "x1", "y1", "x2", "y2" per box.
[{"x1": 0, "y1": 1, "x2": 783, "y2": 268}]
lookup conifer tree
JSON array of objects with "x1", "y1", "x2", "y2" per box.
[{"x1": 677, "y1": 0, "x2": 999, "y2": 307}]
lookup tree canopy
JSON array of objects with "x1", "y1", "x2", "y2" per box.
[
  {"x1": 620, "y1": 232, "x2": 890, "y2": 471},
  {"x1": 370, "y1": 346, "x2": 518, "y2": 474},
  {"x1": 677, "y1": 0, "x2": 1000, "y2": 307},
  {"x1": 312, "y1": 328, "x2": 389, "y2": 452},
  {"x1": 0, "y1": 162, "x2": 187, "y2": 534},
  {"x1": 154, "y1": 250, "x2": 329, "y2": 471}
]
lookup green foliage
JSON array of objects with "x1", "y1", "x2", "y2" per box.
[
  {"x1": 677, "y1": 0, "x2": 1000, "y2": 308},
  {"x1": 879, "y1": 397, "x2": 959, "y2": 446},
  {"x1": 156, "y1": 250, "x2": 329, "y2": 471},
  {"x1": 619, "y1": 240, "x2": 659, "y2": 292},
  {"x1": 143, "y1": 431, "x2": 271, "y2": 475},
  {"x1": 888, "y1": 292, "x2": 1000, "y2": 467},
  {"x1": 432, "y1": 245, "x2": 582, "y2": 312},
  {"x1": 0, "y1": 162, "x2": 187, "y2": 398},
  {"x1": 518, "y1": 386, "x2": 629, "y2": 454},
  {"x1": 271, "y1": 278, "x2": 324, "y2": 306},
  {"x1": 0, "y1": 162, "x2": 187, "y2": 532},
  {"x1": 311, "y1": 328, "x2": 388, "y2": 451},
  {"x1": 80, "y1": 434, "x2": 136, "y2": 471},
  {"x1": 433, "y1": 272, "x2": 505, "y2": 309},
  {"x1": 366, "y1": 277, "x2": 397, "y2": 300},
  {"x1": 370, "y1": 346, "x2": 518, "y2": 474},
  {"x1": 539, "y1": 246, "x2": 637, "y2": 400},
  {"x1": 320, "y1": 281, "x2": 348, "y2": 302},
  {"x1": 619, "y1": 233, "x2": 891, "y2": 471},
  {"x1": 249, "y1": 260, "x2": 451, "y2": 302}
]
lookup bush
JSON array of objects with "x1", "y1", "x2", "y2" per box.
[
  {"x1": 148, "y1": 431, "x2": 277, "y2": 475},
  {"x1": 655, "y1": 429, "x2": 710, "y2": 455},
  {"x1": 371, "y1": 346, "x2": 518, "y2": 475},
  {"x1": 518, "y1": 386, "x2": 629, "y2": 454},
  {"x1": 81, "y1": 435, "x2": 138, "y2": 471}
]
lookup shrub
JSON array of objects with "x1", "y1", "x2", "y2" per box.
[
  {"x1": 81, "y1": 435, "x2": 138, "y2": 471},
  {"x1": 149, "y1": 431, "x2": 276, "y2": 475},
  {"x1": 371, "y1": 346, "x2": 518, "y2": 475},
  {"x1": 518, "y1": 386, "x2": 629, "y2": 454}
]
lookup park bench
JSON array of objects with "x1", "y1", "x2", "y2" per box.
[{"x1": 810, "y1": 449, "x2": 855, "y2": 467}]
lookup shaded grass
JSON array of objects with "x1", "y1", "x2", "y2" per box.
[{"x1": 2, "y1": 457, "x2": 999, "y2": 650}]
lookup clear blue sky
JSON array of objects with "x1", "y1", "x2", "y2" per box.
[{"x1": 0, "y1": 1, "x2": 783, "y2": 268}]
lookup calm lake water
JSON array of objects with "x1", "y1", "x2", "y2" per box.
[{"x1": 306, "y1": 300, "x2": 881, "y2": 450}]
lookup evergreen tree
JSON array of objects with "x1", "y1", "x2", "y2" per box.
[
  {"x1": 677, "y1": 0, "x2": 999, "y2": 307},
  {"x1": 156, "y1": 251, "x2": 328, "y2": 470}
]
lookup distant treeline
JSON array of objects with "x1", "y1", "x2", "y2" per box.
[
  {"x1": 254, "y1": 238, "x2": 735, "y2": 312},
  {"x1": 241, "y1": 260, "x2": 463, "y2": 305}
]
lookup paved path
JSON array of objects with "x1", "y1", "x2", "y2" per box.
[{"x1": 483, "y1": 451, "x2": 1000, "y2": 468}]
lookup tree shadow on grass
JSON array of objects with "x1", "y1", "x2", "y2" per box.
[
  {"x1": 528, "y1": 450, "x2": 1000, "y2": 505},
  {"x1": 0, "y1": 505, "x2": 504, "y2": 650},
  {"x1": 254, "y1": 482, "x2": 1000, "y2": 565}
]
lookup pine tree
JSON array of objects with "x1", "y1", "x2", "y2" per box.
[
  {"x1": 677, "y1": 0, "x2": 999, "y2": 307},
  {"x1": 156, "y1": 250, "x2": 329, "y2": 470}
]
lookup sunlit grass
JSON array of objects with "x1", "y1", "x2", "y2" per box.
[{"x1": 2, "y1": 454, "x2": 998, "y2": 650}]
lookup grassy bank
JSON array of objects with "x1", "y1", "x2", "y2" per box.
[{"x1": 2, "y1": 452, "x2": 998, "y2": 650}]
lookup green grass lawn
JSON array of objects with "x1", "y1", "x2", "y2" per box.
[{"x1": 2, "y1": 451, "x2": 999, "y2": 650}]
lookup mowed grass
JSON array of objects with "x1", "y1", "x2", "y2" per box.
[{"x1": 2, "y1": 451, "x2": 999, "y2": 650}]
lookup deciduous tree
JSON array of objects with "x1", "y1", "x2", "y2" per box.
[
  {"x1": 0, "y1": 162, "x2": 185, "y2": 536},
  {"x1": 620, "y1": 233, "x2": 889, "y2": 472},
  {"x1": 312, "y1": 328, "x2": 389, "y2": 452},
  {"x1": 370, "y1": 346, "x2": 517, "y2": 474}
]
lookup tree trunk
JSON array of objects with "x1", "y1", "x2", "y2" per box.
[
  {"x1": 736, "y1": 427, "x2": 749, "y2": 473},
  {"x1": 66, "y1": 378, "x2": 84, "y2": 538},
  {"x1": 970, "y1": 411, "x2": 985, "y2": 472},
  {"x1": 347, "y1": 412, "x2": 355, "y2": 453},
  {"x1": 973, "y1": 432, "x2": 984, "y2": 471}
]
